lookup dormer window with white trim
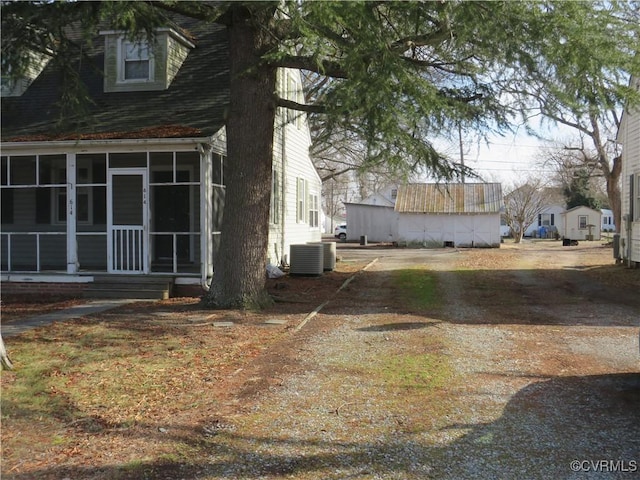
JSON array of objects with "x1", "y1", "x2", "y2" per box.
[
  {"x1": 101, "y1": 27, "x2": 194, "y2": 93},
  {"x1": 122, "y1": 40, "x2": 153, "y2": 82}
]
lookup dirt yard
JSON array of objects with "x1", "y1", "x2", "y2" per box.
[{"x1": 1, "y1": 240, "x2": 639, "y2": 479}]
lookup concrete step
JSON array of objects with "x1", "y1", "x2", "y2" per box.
[
  {"x1": 84, "y1": 276, "x2": 173, "y2": 300},
  {"x1": 84, "y1": 288, "x2": 170, "y2": 300}
]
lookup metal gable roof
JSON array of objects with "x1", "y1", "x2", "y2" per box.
[{"x1": 394, "y1": 183, "x2": 503, "y2": 214}]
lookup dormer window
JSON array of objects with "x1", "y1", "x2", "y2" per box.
[
  {"x1": 101, "y1": 27, "x2": 194, "y2": 93},
  {"x1": 122, "y1": 40, "x2": 152, "y2": 81}
]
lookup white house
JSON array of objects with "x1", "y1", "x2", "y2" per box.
[
  {"x1": 359, "y1": 185, "x2": 398, "y2": 207},
  {"x1": 616, "y1": 75, "x2": 640, "y2": 266},
  {"x1": 600, "y1": 208, "x2": 616, "y2": 233},
  {"x1": 524, "y1": 204, "x2": 565, "y2": 237},
  {"x1": 0, "y1": 17, "x2": 321, "y2": 297},
  {"x1": 559, "y1": 206, "x2": 602, "y2": 241},
  {"x1": 346, "y1": 183, "x2": 503, "y2": 247}
]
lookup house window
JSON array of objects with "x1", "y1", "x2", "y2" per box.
[
  {"x1": 121, "y1": 40, "x2": 152, "y2": 81},
  {"x1": 309, "y1": 193, "x2": 319, "y2": 228},
  {"x1": 539, "y1": 213, "x2": 554, "y2": 226},
  {"x1": 391, "y1": 189, "x2": 398, "y2": 200},
  {"x1": 297, "y1": 177, "x2": 307, "y2": 223},
  {"x1": 578, "y1": 215, "x2": 588, "y2": 229},
  {"x1": 283, "y1": 71, "x2": 304, "y2": 128}
]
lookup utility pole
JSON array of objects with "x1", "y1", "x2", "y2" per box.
[{"x1": 458, "y1": 122, "x2": 465, "y2": 183}]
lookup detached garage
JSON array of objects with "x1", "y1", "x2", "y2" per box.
[
  {"x1": 345, "y1": 183, "x2": 503, "y2": 247},
  {"x1": 395, "y1": 183, "x2": 503, "y2": 248}
]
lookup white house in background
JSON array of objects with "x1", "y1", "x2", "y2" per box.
[
  {"x1": 524, "y1": 204, "x2": 565, "y2": 237},
  {"x1": 559, "y1": 206, "x2": 602, "y2": 241},
  {"x1": 346, "y1": 183, "x2": 503, "y2": 247},
  {"x1": 359, "y1": 185, "x2": 398, "y2": 207},
  {"x1": 600, "y1": 208, "x2": 615, "y2": 232},
  {"x1": 0, "y1": 16, "x2": 321, "y2": 297},
  {"x1": 616, "y1": 76, "x2": 640, "y2": 266}
]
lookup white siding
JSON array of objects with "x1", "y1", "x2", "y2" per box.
[
  {"x1": 268, "y1": 68, "x2": 321, "y2": 266},
  {"x1": 619, "y1": 77, "x2": 640, "y2": 263},
  {"x1": 397, "y1": 213, "x2": 501, "y2": 248},
  {"x1": 344, "y1": 204, "x2": 398, "y2": 243},
  {"x1": 345, "y1": 202, "x2": 501, "y2": 247},
  {"x1": 560, "y1": 206, "x2": 602, "y2": 241},
  {"x1": 524, "y1": 205, "x2": 565, "y2": 237}
]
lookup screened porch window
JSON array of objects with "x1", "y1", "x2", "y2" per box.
[{"x1": 149, "y1": 151, "x2": 201, "y2": 273}]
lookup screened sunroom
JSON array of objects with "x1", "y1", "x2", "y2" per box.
[{"x1": 1, "y1": 143, "x2": 224, "y2": 281}]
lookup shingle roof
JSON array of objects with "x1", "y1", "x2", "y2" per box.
[
  {"x1": 1, "y1": 15, "x2": 229, "y2": 142},
  {"x1": 394, "y1": 183, "x2": 503, "y2": 214}
]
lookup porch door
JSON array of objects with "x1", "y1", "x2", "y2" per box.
[{"x1": 107, "y1": 169, "x2": 148, "y2": 273}]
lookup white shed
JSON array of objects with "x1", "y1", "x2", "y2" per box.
[
  {"x1": 559, "y1": 206, "x2": 602, "y2": 241},
  {"x1": 344, "y1": 183, "x2": 503, "y2": 247},
  {"x1": 394, "y1": 183, "x2": 503, "y2": 248},
  {"x1": 343, "y1": 203, "x2": 397, "y2": 243}
]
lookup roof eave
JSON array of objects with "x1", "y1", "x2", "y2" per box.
[{"x1": 1, "y1": 135, "x2": 218, "y2": 154}]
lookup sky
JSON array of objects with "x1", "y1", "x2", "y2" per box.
[
  {"x1": 463, "y1": 131, "x2": 558, "y2": 184},
  {"x1": 432, "y1": 123, "x2": 577, "y2": 186}
]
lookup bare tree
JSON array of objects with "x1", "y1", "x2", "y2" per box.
[
  {"x1": 542, "y1": 142, "x2": 613, "y2": 210},
  {"x1": 503, "y1": 179, "x2": 547, "y2": 243}
]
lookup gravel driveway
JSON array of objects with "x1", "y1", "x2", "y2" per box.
[{"x1": 201, "y1": 241, "x2": 639, "y2": 479}]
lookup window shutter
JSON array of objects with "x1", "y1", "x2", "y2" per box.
[
  {"x1": 550, "y1": 213, "x2": 554, "y2": 226},
  {"x1": 538, "y1": 214, "x2": 541, "y2": 226}
]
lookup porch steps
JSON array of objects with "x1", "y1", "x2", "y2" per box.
[{"x1": 84, "y1": 276, "x2": 173, "y2": 300}]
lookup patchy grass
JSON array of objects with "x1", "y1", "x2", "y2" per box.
[
  {"x1": 380, "y1": 353, "x2": 450, "y2": 390},
  {"x1": 393, "y1": 268, "x2": 439, "y2": 311},
  {"x1": 0, "y1": 301, "x2": 290, "y2": 478}
]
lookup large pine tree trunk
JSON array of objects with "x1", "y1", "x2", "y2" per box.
[{"x1": 205, "y1": 5, "x2": 277, "y2": 309}]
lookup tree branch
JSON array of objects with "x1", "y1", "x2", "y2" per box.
[
  {"x1": 270, "y1": 55, "x2": 348, "y2": 78},
  {"x1": 276, "y1": 97, "x2": 328, "y2": 114}
]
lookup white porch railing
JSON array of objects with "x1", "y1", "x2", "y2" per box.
[{"x1": 111, "y1": 226, "x2": 144, "y2": 273}]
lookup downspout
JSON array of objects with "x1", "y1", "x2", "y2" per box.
[{"x1": 280, "y1": 122, "x2": 287, "y2": 266}]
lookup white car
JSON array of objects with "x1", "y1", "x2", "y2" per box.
[{"x1": 334, "y1": 224, "x2": 347, "y2": 240}]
